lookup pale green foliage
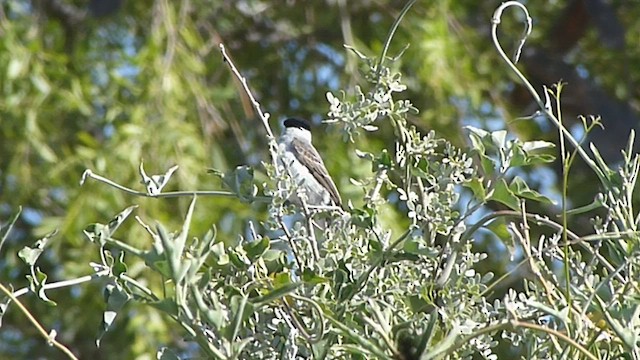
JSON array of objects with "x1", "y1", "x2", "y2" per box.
[{"x1": 326, "y1": 48, "x2": 417, "y2": 141}]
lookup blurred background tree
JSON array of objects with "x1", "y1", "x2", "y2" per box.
[{"x1": 1, "y1": 0, "x2": 638, "y2": 358}]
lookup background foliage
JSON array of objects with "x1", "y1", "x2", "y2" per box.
[{"x1": 1, "y1": 0, "x2": 640, "y2": 359}]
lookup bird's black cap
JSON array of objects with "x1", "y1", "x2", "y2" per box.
[{"x1": 284, "y1": 118, "x2": 311, "y2": 131}]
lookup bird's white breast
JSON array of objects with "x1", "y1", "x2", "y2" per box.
[{"x1": 278, "y1": 136, "x2": 332, "y2": 206}]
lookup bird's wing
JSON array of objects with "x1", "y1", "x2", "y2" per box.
[{"x1": 290, "y1": 137, "x2": 343, "y2": 208}]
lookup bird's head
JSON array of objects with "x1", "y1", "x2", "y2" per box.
[{"x1": 283, "y1": 117, "x2": 312, "y2": 142}]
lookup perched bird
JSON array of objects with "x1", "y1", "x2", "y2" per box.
[{"x1": 277, "y1": 118, "x2": 342, "y2": 209}]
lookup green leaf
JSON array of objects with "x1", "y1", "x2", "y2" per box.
[
  {"x1": 139, "y1": 164, "x2": 179, "y2": 196},
  {"x1": 210, "y1": 165, "x2": 257, "y2": 202},
  {"x1": 416, "y1": 311, "x2": 438, "y2": 358},
  {"x1": 225, "y1": 295, "x2": 253, "y2": 341},
  {"x1": 210, "y1": 241, "x2": 228, "y2": 265},
  {"x1": 253, "y1": 282, "x2": 302, "y2": 306},
  {"x1": 490, "y1": 130, "x2": 508, "y2": 150},
  {"x1": 231, "y1": 337, "x2": 255, "y2": 359},
  {"x1": 488, "y1": 179, "x2": 520, "y2": 211},
  {"x1": 243, "y1": 236, "x2": 270, "y2": 262},
  {"x1": 107, "y1": 205, "x2": 138, "y2": 235},
  {"x1": 26, "y1": 267, "x2": 56, "y2": 306},
  {"x1": 463, "y1": 177, "x2": 487, "y2": 201},
  {"x1": 83, "y1": 223, "x2": 109, "y2": 245},
  {"x1": 18, "y1": 246, "x2": 44, "y2": 267},
  {"x1": 148, "y1": 299, "x2": 179, "y2": 315},
  {"x1": 18, "y1": 229, "x2": 58, "y2": 266},
  {"x1": 376, "y1": 149, "x2": 393, "y2": 168},
  {"x1": 97, "y1": 282, "x2": 132, "y2": 347},
  {"x1": 465, "y1": 126, "x2": 488, "y2": 153},
  {"x1": 113, "y1": 251, "x2": 128, "y2": 277},
  {"x1": 142, "y1": 249, "x2": 172, "y2": 277},
  {"x1": 465, "y1": 127, "x2": 496, "y2": 176},
  {"x1": 590, "y1": 143, "x2": 617, "y2": 184},
  {"x1": 485, "y1": 218, "x2": 515, "y2": 258},
  {"x1": 351, "y1": 205, "x2": 377, "y2": 228},
  {"x1": 526, "y1": 153, "x2": 556, "y2": 165},
  {"x1": 478, "y1": 152, "x2": 496, "y2": 177},
  {"x1": 510, "y1": 140, "x2": 556, "y2": 167},
  {"x1": 485, "y1": 217, "x2": 510, "y2": 243},
  {"x1": 273, "y1": 272, "x2": 293, "y2": 287},
  {"x1": 404, "y1": 237, "x2": 439, "y2": 257},
  {"x1": 509, "y1": 177, "x2": 555, "y2": 205},
  {"x1": 302, "y1": 268, "x2": 330, "y2": 285},
  {"x1": 83, "y1": 206, "x2": 137, "y2": 245},
  {"x1": 522, "y1": 140, "x2": 556, "y2": 152},
  {"x1": 206, "y1": 308, "x2": 227, "y2": 330},
  {"x1": 466, "y1": 126, "x2": 507, "y2": 150},
  {"x1": 262, "y1": 249, "x2": 283, "y2": 262},
  {"x1": 406, "y1": 294, "x2": 434, "y2": 313},
  {"x1": 263, "y1": 250, "x2": 287, "y2": 274},
  {"x1": 509, "y1": 142, "x2": 527, "y2": 168},
  {"x1": 326, "y1": 314, "x2": 389, "y2": 359},
  {"x1": 228, "y1": 246, "x2": 250, "y2": 270}
]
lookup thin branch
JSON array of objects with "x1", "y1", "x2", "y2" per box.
[
  {"x1": 511, "y1": 203, "x2": 558, "y2": 306},
  {"x1": 0, "y1": 283, "x2": 79, "y2": 360},
  {"x1": 365, "y1": 168, "x2": 388, "y2": 203},
  {"x1": 301, "y1": 207, "x2": 320, "y2": 263},
  {"x1": 348, "y1": 228, "x2": 412, "y2": 301},
  {"x1": 510, "y1": 320, "x2": 598, "y2": 360},
  {"x1": 490, "y1": 2, "x2": 607, "y2": 185},
  {"x1": 277, "y1": 217, "x2": 304, "y2": 271},
  {"x1": 282, "y1": 294, "x2": 325, "y2": 344},
  {"x1": 120, "y1": 274, "x2": 160, "y2": 302},
  {"x1": 12, "y1": 269, "x2": 110, "y2": 298},
  {"x1": 464, "y1": 210, "x2": 630, "y2": 286},
  {"x1": 377, "y1": 0, "x2": 417, "y2": 73},
  {"x1": 80, "y1": 169, "x2": 270, "y2": 202},
  {"x1": 219, "y1": 43, "x2": 274, "y2": 141},
  {"x1": 325, "y1": 314, "x2": 390, "y2": 359},
  {"x1": 444, "y1": 320, "x2": 598, "y2": 360}
]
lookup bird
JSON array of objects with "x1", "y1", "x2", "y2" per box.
[{"x1": 277, "y1": 117, "x2": 343, "y2": 209}]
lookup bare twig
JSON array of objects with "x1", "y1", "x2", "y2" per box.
[
  {"x1": 465, "y1": 210, "x2": 632, "y2": 287},
  {"x1": 277, "y1": 217, "x2": 304, "y2": 271},
  {"x1": 12, "y1": 269, "x2": 110, "y2": 298},
  {"x1": 511, "y1": 202, "x2": 558, "y2": 306},
  {"x1": 450, "y1": 319, "x2": 598, "y2": 360},
  {"x1": 299, "y1": 196, "x2": 321, "y2": 262},
  {"x1": 282, "y1": 294, "x2": 325, "y2": 344},
  {"x1": 365, "y1": 168, "x2": 388, "y2": 203},
  {"x1": 219, "y1": 44, "x2": 274, "y2": 142},
  {"x1": 376, "y1": 0, "x2": 417, "y2": 74},
  {"x1": 80, "y1": 169, "x2": 270, "y2": 202},
  {"x1": 0, "y1": 283, "x2": 80, "y2": 360}
]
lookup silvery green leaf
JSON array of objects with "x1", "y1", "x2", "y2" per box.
[{"x1": 139, "y1": 162, "x2": 179, "y2": 195}]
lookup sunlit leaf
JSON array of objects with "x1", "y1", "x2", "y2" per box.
[
  {"x1": 18, "y1": 229, "x2": 57, "y2": 266},
  {"x1": 509, "y1": 177, "x2": 555, "y2": 205},
  {"x1": 488, "y1": 179, "x2": 520, "y2": 211}
]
